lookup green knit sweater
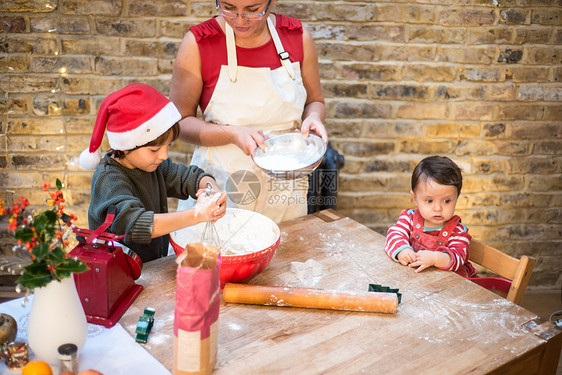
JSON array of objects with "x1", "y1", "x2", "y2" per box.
[{"x1": 88, "y1": 153, "x2": 213, "y2": 262}]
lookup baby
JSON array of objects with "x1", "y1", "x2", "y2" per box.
[{"x1": 384, "y1": 155, "x2": 477, "y2": 277}]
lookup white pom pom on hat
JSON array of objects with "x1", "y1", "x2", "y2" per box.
[{"x1": 80, "y1": 82, "x2": 182, "y2": 170}]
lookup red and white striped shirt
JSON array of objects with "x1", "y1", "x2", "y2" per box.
[{"x1": 385, "y1": 209, "x2": 474, "y2": 275}]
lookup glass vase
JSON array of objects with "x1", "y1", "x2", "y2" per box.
[{"x1": 27, "y1": 276, "x2": 88, "y2": 364}]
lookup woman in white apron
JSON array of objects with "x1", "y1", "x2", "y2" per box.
[{"x1": 170, "y1": 0, "x2": 327, "y2": 223}]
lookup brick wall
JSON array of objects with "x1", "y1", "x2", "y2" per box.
[{"x1": 1, "y1": 0, "x2": 560, "y2": 289}]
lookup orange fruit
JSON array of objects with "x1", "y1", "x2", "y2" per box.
[
  {"x1": 22, "y1": 360, "x2": 53, "y2": 375},
  {"x1": 78, "y1": 370, "x2": 104, "y2": 375}
]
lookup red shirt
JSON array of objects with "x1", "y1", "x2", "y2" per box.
[{"x1": 190, "y1": 13, "x2": 304, "y2": 112}]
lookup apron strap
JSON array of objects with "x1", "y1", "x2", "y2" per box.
[
  {"x1": 267, "y1": 16, "x2": 296, "y2": 80},
  {"x1": 225, "y1": 23, "x2": 238, "y2": 83}
]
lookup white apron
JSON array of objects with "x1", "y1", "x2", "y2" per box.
[{"x1": 178, "y1": 16, "x2": 308, "y2": 223}]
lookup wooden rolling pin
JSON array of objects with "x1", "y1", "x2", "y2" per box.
[{"x1": 223, "y1": 283, "x2": 398, "y2": 314}]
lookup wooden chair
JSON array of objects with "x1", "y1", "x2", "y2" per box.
[{"x1": 468, "y1": 239, "x2": 536, "y2": 305}]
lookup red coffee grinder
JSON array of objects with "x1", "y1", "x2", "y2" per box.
[{"x1": 69, "y1": 208, "x2": 143, "y2": 328}]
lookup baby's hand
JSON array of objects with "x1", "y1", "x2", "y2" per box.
[
  {"x1": 408, "y1": 250, "x2": 437, "y2": 273},
  {"x1": 397, "y1": 248, "x2": 416, "y2": 266}
]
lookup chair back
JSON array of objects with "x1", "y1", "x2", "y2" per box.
[{"x1": 468, "y1": 239, "x2": 536, "y2": 305}]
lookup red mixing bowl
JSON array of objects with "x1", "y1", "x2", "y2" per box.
[{"x1": 169, "y1": 208, "x2": 280, "y2": 287}]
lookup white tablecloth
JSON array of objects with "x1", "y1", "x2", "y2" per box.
[{"x1": 0, "y1": 296, "x2": 171, "y2": 375}]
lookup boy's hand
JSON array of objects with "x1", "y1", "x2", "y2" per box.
[
  {"x1": 194, "y1": 190, "x2": 221, "y2": 222},
  {"x1": 397, "y1": 248, "x2": 416, "y2": 266}
]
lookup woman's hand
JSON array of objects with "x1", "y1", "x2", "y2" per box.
[
  {"x1": 300, "y1": 112, "x2": 328, "y2": 143},
  {"x1": 226, "y1": 126, "x2": 266, "y2": 156}
]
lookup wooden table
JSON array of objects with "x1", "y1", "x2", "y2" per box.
[{"x1": 120, "y1": 210, "x2": 562, "y2": 374}]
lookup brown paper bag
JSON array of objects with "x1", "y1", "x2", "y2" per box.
[{"x1": 174, "y1": 243, "x2": 221, "y2": 375}]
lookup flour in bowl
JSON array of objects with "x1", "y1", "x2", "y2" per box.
[
  {"x1": 171, "y1": 208, "x2": 280, "y2": 256},
  {"x1": 255, "y1": 154, "x2": 308, "y2": 171}
]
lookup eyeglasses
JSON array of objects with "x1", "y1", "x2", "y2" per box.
[{"x1": 216, "y1": 0, "x2": 272, "y2": 21}]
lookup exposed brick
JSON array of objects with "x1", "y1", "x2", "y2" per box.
[
  {"x1": 316, "y1": 3, "x2": 374, "y2": 22},
  {"x1": 31, "y1": 56, "x2": 92, "y2": 74},
  {"x1": 525, "y1": 47, "x2": 561, "y2": 64},
  {"x1": 433, "y1": 85, "x2": 486, "y2": 101},
  {"x1": 517, "y1": 86, "x2": 561, "y2": 101},
  {"x1": 497, "y1": 48, "x2": 523, "y2": 63},
  {"x1": 189, "y1": 1, "x2": 218, "y2": 18},
  {"x1": 469, "y1": 28, "x2": 513, "y2": 44},
  {"x1": 332, "y1": 141, "x2": 394, "y2": 157},
  {"x1": 160, "y1": 20, "x2": 192, "y2": 39},
  {"x1": 316, "y1": 42, "x2": 377, "y2": 62},
  {"x1": 397, "y1": 103, "x2": 448, "y2": 119},
  {"x1": 402, "y1": 65, "x2": 456, "y2": 82},
  {"x1": 531, "y1": 8, "x2": 562, "y2": 25},
  {"x1": 94, "y1": 56, "x2": 158, "y2": 76},
  {"x1": 499, "y1": 9, "x2": 530, "y2": 24},
  {"x1": 464, "y1": 176, "x2": 525, "y2": 192},
  {"x1": 61, "y1": 38, "x2": 120, "y2": 55},
  {"x1": 274, "y1": 3, "x2": 313, "y2": 21},
  {"x1": 438, "y1": 9, "x2": 495, "y2": 26},
  {"x1": 362, "y1": 121, "x2": 423, "y2": 139},
  {"x1": 379, "y1": 45, "x2": 435, "y2": 62},
  {"x1": 456, "y1": 140, "x2": 499, "y2": 156},
  {"x1": 363, "y1": 159, "x2": 416, "y2": 173},
  {"x1": 11, "y1": 154, "x2": 67, "y2": 170},
  {"x1": 513, "y1": 27, "x2": 553, "y2": 44},
  {"x1": 510, "y1": 122, "x2": 562, "y2": 138},
  {"x1": 370, "y1": 84, "x2": 430, "y2": 101},
  {"x1": 0, "y1": 16, "x2": 27, "y2": 33},
  {"x1": 450, "y1": 103, "x2": 496, "y2": 120},
  {"x1": 0, "y1": 56, "x2": 29, "y2": 73},
  {"x1": 2, "y1": 36, "x2": 58, "y2": 54},
  {"x1": 62, "y1": 0, "x2": 123, "y2": 16},
  {"x1": 528, "y1": 175, "x2": 562, "y2": 191},
  {"x1": 128, "y1": 0, "x2": 188, "y2": 17},
  {"x1": 332, "y1": 101, "x2": 392, "y2": 119},
  {"x1": 61, "y1": 77, "x2": 127, "y2": 95},
  {"x1": 509, "y1": 156, "x2": 560, "y2": 174},
  {"x1": 341, "y1": 63, "x2": 398, "y2": 81},
  {"x1": 436, "y1": 46, "x2": 496, "y2": 64},
  {"x1": 0, "y1": 97, "x2": 29, "y2": 115},
  {"x1": 322, "y1": 83, "x2": 368, "y2": 98},
  {"x1": 486, "y1": 84, "x2": 518, "y2": 100},
  {"x1": 95, "y1": 18, "x2": 156, "y2": 37},
  {"x1": 1, "y1": 118, "x2": 64, "y2": 134},
  {"x1": 426, "y1": 123, "x2": 469, "y2": 138},
  {"x1": 543, "y1": 104, "x2": 562, "y2": 120},
  {"x1": 325, "y1": 119, "x2": 362, "y2": 138},
  {"x1": 123, "y1": 40, "x2": 180, "y2": 59},
  {"x1": 483, "y1": 122, "x2": 507, "y2": 138},
  {"x1": 307, "y1": 24, "x2": 345, "y2": 41},
  {"x1": 498, "y1": 104, "x2": 545, "y2": 120},
  {"x1": 7, "y1": 135, "x2": 66, "y2": 152},
  {"x1": 460, "y1": 68, "x2": 504, "y2": 82},
  {"x1": 473, "y1": 158, "x2": 508, "y2": 174},
  {"x1": 3, "y1": 76, "x2": 58, "y2": 93},
  {"x1": 398, "y1": 140, "x2": 454, "y2": 154},
  {"x1": 375, "y1": 4, "x2": 435, "y2": 23},
  {"x1": 507, "y1": 66, "x2": 550, "y2": 82},
  {"x1": 347, "y1": 25, "x2": 405, "y2": 42},
  {"x1": 410, "y1": 27, "x2": 466, "y2": 44},
  {"x1": 3, "y1": 0, "x2": 56, "y2": 13},
  {"x1": 31, "y1": 16, "x2": 90, "y2": 34}
]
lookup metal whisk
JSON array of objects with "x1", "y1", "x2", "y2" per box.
[{"x1": 201, "y1": 182, "x2": 221, "y2": 248}]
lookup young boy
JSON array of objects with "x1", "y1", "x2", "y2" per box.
[
  {"x1": 80, "y1": 83, "x2": 227, "y2": 263},
  {"x1": 384, "y1": 155, "x2": 477, "y2": 278}
]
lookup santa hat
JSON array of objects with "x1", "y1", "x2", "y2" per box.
[{"x1": 79, "y1": 83, "x2": 182, "y2": 170}]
